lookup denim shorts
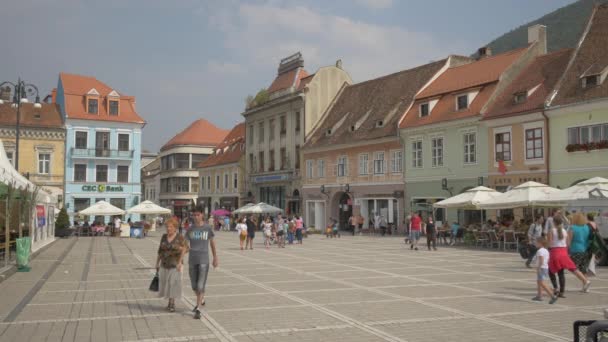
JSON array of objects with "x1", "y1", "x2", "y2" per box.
[
  {"x1": 410, "y1": 230, "x2": 421, "y2": 241},
  {"x1": 537, "y1": 268, "x2": 549, "y2": 281},
  {"x1": 189, "y1": 263, "x2": 210, "y2": 292}
]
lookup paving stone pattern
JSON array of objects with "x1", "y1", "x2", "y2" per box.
[{"x1": 0, "y1": 231, "x2": 605, "y2": 341}]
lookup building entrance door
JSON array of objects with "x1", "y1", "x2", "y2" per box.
[{"x1": 338, "y1": 192, "x2": 352, "y2": 232}]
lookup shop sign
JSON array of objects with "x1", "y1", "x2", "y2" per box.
[
  {"x1": 36, "y1": 205, "x2": 46, "y2": 227},
  {"x1": 253, "y1": 174, "x2": 289, "y2": 183},
  {"x1": 81, "y1": 184, "x2": 124, "y2": 193}
]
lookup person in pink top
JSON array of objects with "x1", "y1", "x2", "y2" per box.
[
  {"x1": 409, "y1": 213, "x2": 422, "y2": 251},
  {"x1": 295, "y1": 215, "x2": 304, "y2": 244}
]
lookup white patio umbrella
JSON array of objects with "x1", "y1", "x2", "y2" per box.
[
  {"x1": 233, "y1": 203, "x2": 255, "y2": 214},
  {"x1": 127, "y1": 200, "x2": 171, "y2": 215},
  {"x1": 555, "y1": 177, "x2": 608, "y2": 201},
  {"x1": 78, "y1": 200, "x2": 126, "y2": 216},
  {"x1": 434, "y1": 186, "x2": 502, "y2": 210},
  {"x1": 479, "y1": 181, "x2": 566, "y2": 210},
  {"x1": 238, "y1": 202, "x2": 283, "y2": 214}
]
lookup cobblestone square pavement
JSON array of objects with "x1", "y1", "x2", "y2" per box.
[{"x1": 0, "y1": 231, "x2": 606, "y2": 341}]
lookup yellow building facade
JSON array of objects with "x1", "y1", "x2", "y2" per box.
[{"x1": 0, "y1": 102, "x2": 65, "y2": 199}]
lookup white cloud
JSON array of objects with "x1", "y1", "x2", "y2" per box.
[
  {"x1": 206, "y1": 3, "x2": 460, "y2": 83},
  {"x1": 354, "y1": 0, "x2": 394, "y2": 10}
]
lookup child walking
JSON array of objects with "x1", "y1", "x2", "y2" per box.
[{"x1": 532, "y1": 237, "x2": 558, "y2": 304}]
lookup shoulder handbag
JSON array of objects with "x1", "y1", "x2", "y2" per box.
[{"x1": 149, "y1": 272, "x2": 159, "y2": 292}]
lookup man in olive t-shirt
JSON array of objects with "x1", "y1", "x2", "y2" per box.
[{"x1": 185, "y1": 206, "x2": 218, "y2": 319}]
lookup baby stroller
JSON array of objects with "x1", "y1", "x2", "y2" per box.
[{"x1": 573, "y1": 309, "x2": 608, "y2": 341}]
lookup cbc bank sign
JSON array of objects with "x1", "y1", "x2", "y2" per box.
[{"x1": 81, "y1": 185, "x2": 125, "y2": 193}]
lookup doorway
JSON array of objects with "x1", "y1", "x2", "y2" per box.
[{"x1": 338, "y1": 192, "x2": 352, "y2": 231}]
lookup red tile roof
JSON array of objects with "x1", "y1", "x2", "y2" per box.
[
  {"x1": 551, "y1": 4, "x2": 608, "y2": 106},
  {"x1": 307, "y1": 60, "x2": 446, "y2": 147},
  {"x1": 416, "y1": 48, "x2": 527, "y2": 99},
  {"x1": 297, "y1": 74, "x2": 315, "y2": 91},
  {"x1": 267, "y1": 68, "x2": 309, "y2": 94},
  {"x1": 485, "y1": 49, "x2": 573, "y2": 119},
  {"x1": 401, "y1": 84, "x2": 497, "y2": 129},
  {"x1": 58, "y1": 73, "x2": 145, "y2": 124},
  {"x1": 0, "y1": 103, "x2": 63, "y2": 129},
  {"x1": 197, "y1": 123, "x2": 245, "y2": 168},
  {"x1": 161, "y1": 119, "x2": 229, "y2": 151},
  {"x1": 400, "y1": 48, "x2": 529, "y2": 129}
]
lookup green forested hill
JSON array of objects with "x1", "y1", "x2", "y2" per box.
[{"x1": 487, "y1": 0, "x2": 607, "y2": 54}]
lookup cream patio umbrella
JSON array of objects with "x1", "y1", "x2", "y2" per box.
[
  {"x1": 554, "y1": 177, "x2": 608, "y2": 201},
  {"x1": 479, "y1": 181, "x2": 566, "y2": 210},
  {"x1": 233, "y1": 203, "x2": 255, "y2": 214},
  {"x1": 78, "y1": 201, "x2": 126, "y2": 216},
  {"x1": 127, "y1": 200, "x2": 171, "y2": 215},
  {"x1": 237, "y1": 202, "x2": 283, "y2": 215},
  {"x1": 434, "y1": 186, "x2": 502, "y2": 210}
]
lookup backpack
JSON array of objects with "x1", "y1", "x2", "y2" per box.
[{"x1": 518, "y1": 244, "x2": 530, "y2": 259}]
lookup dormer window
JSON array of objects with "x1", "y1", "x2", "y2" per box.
[
  {"x1": 350, "y1": 125, "x2": 355, "y2": 132},
  {"x1": 420, "y1": 103, "x2": 430, "y2": 117},
  {"x1": 109, "y1": 100, "x2": 119, "y2": 115},
  {"x1": 34, "y1": 113, "x2": 41, "y2": 120},
  {"x1": 583, "y1": 75, "x2": 599, "y2": 88},
  {"x1": 376, "y1": 120, "x2": 384, "y2": 128},
  {"x1": 514, "y1": 92, "x2": 527, "y2": 104},
  {"x1": 456, "y1": 94, "x2": 468, "y2": 110},
  {"x1": 87, "y1": 98, "x2": 98, "y2": 114},
  {"x1": 326, "y1": 129, "x2": 332, "y2": 136}
]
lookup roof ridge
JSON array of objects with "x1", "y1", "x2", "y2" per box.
[
  {"x1": 444, "y1": 47, "x2": 528, "y2": 72},
  {"x1": 345, "y1": 59, "x2": 447, "y2": 89}
]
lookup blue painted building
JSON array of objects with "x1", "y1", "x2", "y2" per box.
[{"x1": 54, "y1": 73, "x2": 145, "y2": 223}]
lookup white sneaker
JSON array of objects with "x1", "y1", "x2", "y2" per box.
[{"x1": 582, "y1": 280, "x2": 591, "y2": 293}]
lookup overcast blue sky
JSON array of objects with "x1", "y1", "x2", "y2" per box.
[{"x1": 1, "y1": 0, "x2": 575, "y2": 152}]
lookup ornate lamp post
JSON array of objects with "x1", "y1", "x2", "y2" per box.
[{"x1": 0, "y1": 79, "x2": 42, "y2": 172}]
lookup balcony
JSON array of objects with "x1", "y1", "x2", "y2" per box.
[{"x1": 71, "y1": 148, "x2": 134, "y2": 159}]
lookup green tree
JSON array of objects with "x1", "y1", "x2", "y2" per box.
[{"x1": 55, "y1": 207, "x2": 70, "y2": 233}]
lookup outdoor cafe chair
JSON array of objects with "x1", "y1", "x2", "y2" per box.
[
  {"x1": 487, "y1": 230, "x2": 502, "y2": 249},
  {"x1": 473, "y1": 230, "x2": 489, "y2": 248},
  {"x1": 503, "y1": 230, "x2": 519, "y2": 251}
]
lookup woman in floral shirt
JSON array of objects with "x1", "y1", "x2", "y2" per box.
[{"x1": 155, "y1": 217, "x2": 187, "y2": 312}]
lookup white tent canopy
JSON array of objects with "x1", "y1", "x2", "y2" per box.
[
  {"x1": 127, "y1": 200, "x2": 171, "y2": 215},
  {"x1": 555, "y1": 177, "x2": 608, "y2": 201},
  {"x1": 433, "y1": 186, "x2": 502, "y2": 210},
  {"x1": 78, "y1": 201, "x2": 125, "y2": 216},
  {"x1": 479, "y1": 181, "x2": 566, "y2": 210}
]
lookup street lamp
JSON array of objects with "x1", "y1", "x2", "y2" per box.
[{"x1": 0, "y1": 79, "x2": 42, "y2": 172}]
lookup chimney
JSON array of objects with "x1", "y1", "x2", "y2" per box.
[
  {"x1": 528, "y1": 24, "x2": 547, "y2": 55},
  {"x1": 0, "y1": 86, "x2": 11, "y2": 102},
  {"x1": 477, "y1": 46, "x2": 492, "y2": 59}
]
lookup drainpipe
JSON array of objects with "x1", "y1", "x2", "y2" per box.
[{"x1": 541, "y1": 109, "x2": 550, "y2": 185}]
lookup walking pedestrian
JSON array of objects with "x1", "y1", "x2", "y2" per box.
[
  {"x1": 379, "y1": 215, "x2": 388, "y2": 236},
  {"x1": 449, "y1": 221, "x2": 460, "y2": 246},
  {"x1": 548, "y1": 216, "x2": 590, "y2": 298},
  {"x1": 263, "y1": 217, "x2": 273, "y2": 249},
  {"x1": 276, "y1": 217, "x2": 286, "y2": 248},
  {"x1": 426, "y1": 217, "x2": 437, "y2": 251},
  {"x1": 348, "y1": 215, "x2": 355, "y2": 236},
  {"x1": 356, "y1": 214, "x2": 364, "y2": 236},
  {"x1": 295, "y1": 215, "x2": 304, "y2": 244},
  {"x1": 531, "y1": 237, "x2": 559, "y2": 304},
  {"x1": 245, "y1": 215, "x2": 255, "y2": 250},
  {"x1": 185, "y1": 207, "x2": 218, "y2": 319},
  {"x1": 409, "y1": 213, "x2": 422, "y2": 250},
  {"x1": 373, "y1": 212, "x2": 381, "y2": 236},
  {"x1": 526, "y1": 216, "x2": 543, "y2": 268},
  {"x1": 236, "y1": 218, "x2": 248, "y2": 250},
  {"x1": 155, "y1": 217, "x2": 187, "y2": 312},
  {"x1": 568, "y1": 213, "x2": 592, "y2": 274},
  {"x1": 287, "y1": 217, "x2": 295, "y2": 244}
]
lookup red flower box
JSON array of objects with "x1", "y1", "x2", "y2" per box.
[{"x1": 566, "y1": 140, "x2": 608, "y2": 152}]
